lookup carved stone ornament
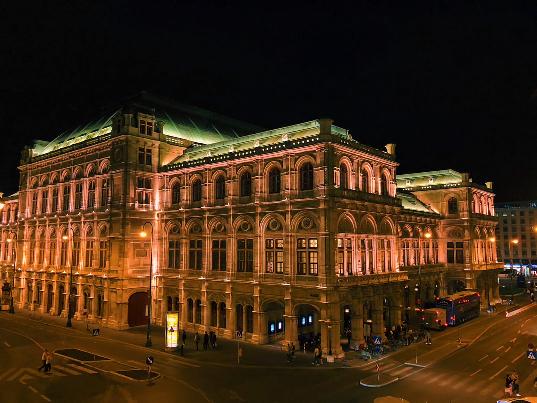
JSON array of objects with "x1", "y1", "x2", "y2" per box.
[
  {"x1": 190, "y1": 223, "x2": 202, "y2": 234},
  {"x1": 448, "y1": 228, "x2": 463, "y2": 239},
  {"x1": 300, "y1": 217, "x2": 314, "y2": 230},
  {"x1": 214, "y1": 222, "x2": 225, "y2": 233},
  {"x1": 240, "y1": 221, "x2": 252, "y2": 232},
  {"x1": 268, "y1": 219, "x2": 281, "y2": 231}
]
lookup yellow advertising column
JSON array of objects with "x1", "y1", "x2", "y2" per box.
[{"x1": 166, "y1": 312, "x2": 179, "y2": 350}]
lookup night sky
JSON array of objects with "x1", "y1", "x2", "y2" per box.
[{"x1": 3, "y1": 1, "x2": 537, "y2": 201}]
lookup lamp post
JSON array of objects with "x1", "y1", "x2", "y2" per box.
[
  {"x1": 509, "y1": 239, "x2": 519, "y2": 301},
  {"x1": 484, "y1": 237, "x2": 495, "y2": 309},
  {"x1": 6, "y1": 235, "x2": 16, "y2": 314},
  {"x1": 327, "y1": 320, "x2": 333, "y2": 356},
  {"x1": 416, "y1": 232, "x2": 432, "y2": 309},
  {"x1": 62, "y1": 227, "x2": 75, "y2": 328},
  {"x1": 140, "y1": 222, "x2": 153, "y2": 347}
]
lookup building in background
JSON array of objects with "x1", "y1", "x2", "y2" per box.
[
  {"x1": 0, "y1": 93, "x2": 502, "y2": 356},
  {"x1": 495, "y1": 201, "x2": 537, "y2": 276}
]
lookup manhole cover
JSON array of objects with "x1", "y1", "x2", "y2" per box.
[{"x1": 55, "y1": 348, "x2": 110, "y2": 362}]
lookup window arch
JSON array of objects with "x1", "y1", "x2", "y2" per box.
[
  {"x1": 268, "y1": 168, "x2": 281, "y2": 194},
  {"x1": 215, "y1": 175, "x2": 226, "y2": 200},
  {"x1": 191, "y1": 179, "x2": 202, "y2": 202},
  {"x1": 448, "y1": 197, "x2": 458, "y2": 214},
  {"x1": 171, "y1": 182, "x2": 181, "y2": 205},
  {"x1": 240, "y1": 172, "x2": 252, "y2": 197},
  {"x1": 380, "y1": 172, "x2": 389, "y2": 196},
  {"x1": 299, "y1": 162, "x2": 314, "y2": 191},
  {"x1": 361, "y1": 168, "x2": 370, "y2": 192},
  {"x1": 339, "y1": 164, "x2": 348, "y2": 189}
]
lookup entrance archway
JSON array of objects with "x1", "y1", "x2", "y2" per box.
[
  {"x1": 295, "y1": 303, "x2": 320, "y2": 351},
  {"x1": 46, "y1": 284, "x2": 53, "y2": 313},
  {"x1": 383, "y1": 297, "x2": 392, "y2": 330},
  {"x1": 58, "y1": 284, "x2": 65, "y2": 314},
  {"x1": 263, "y1": 300, "x2": 284, "y2": 343},
  {"x1": 448, "y1": 279, "x2": 466, "y2": 294},
  {"x1": 128, "y1": 292, "x2": 148, "y2": 327},
  {"x1": 363, "y1": 300, "x2": 373, "y2": 338}
]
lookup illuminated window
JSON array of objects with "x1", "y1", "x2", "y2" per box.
[
  {"x1": 268, "y1": 168, "x2": 281, "y2": 194},
  {"x1": 237, "y1": 239, "x2": 253, "y2": 272},
  {"x1": 31, "y1": 192, "x2": 38, "y2": 214},
  {"x1": 136, "y1": 177, "x2": 152, "y2": 206},
  {"x1": 240, "y1": 172, "x2": 252, "y2": 197},
  {"x1": 337, "y1": 237, "x2": 353, "y2": 275},
  {"x1": 85, "y1": 239, "x2": 94, "y2": 268},
  {"x1": 265, "y1": 238, "x2": 284, "y2": 273},
  {"x1": 297, "y1": 238, "x2": 318, "y2": 275},
  {"x1": 212, "y1": 239, "x2": 226, "y2": 271},
  {"x1": 72, "y1": 237, "x2": 80, "y2": 268},
  {"x1": 168, "y1": 240, "x2": 180, "y2": 269},
  {"x1": 48, "y1": 231, "x2": 56, "y2": 267},
  {"x1": 98, "y1": 240, "x2": 107, "y2": 268},
  {"x1": 299, "y1": 163, "x2": 314, "y2": 191}
]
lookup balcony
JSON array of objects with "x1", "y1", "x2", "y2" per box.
[
  {"x1": 336, "y1": 271, "x2": 408, "y2": 286},
  {"x1": 328, "y1": 188, "x2": 402, "y2": 207}
]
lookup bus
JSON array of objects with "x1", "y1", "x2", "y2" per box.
[
  {"x1": 422, "y1": 308, "x2": 448, "y2": 330},
  {"x1": 435, "y1": 291, "x2": 480, "y2": 326}
]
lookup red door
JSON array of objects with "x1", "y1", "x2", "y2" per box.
[{"x1": 128, "y1": 292, "x2": 148, "y2": 327}]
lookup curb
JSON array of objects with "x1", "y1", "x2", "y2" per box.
[{"x1": 359, "y1": 374, "x2": 399, "y2": 388}]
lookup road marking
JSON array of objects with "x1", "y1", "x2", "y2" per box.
[
  {"x1": 490, "y1": 357, "x2": 500, "y2": 364},
  {"x1": 66, "y1": 363, "x2": 98, "y2": 374},
  {"x1": 512, "y1": 352, "x2": 525, "y2": 363},
  {"x1": 40, "y1": 394, "x2": 51, "y2": 402},
  {"x1": 489, "y1": 365, "x2": 508, "y2": 381},
  {"x1": 4, "y1": 341, "x2": 11, "y2": 347},
  {"x1": 7, "y1": 368, "x2": 25, "y2": 382},
  {"x1": 478, "y1": 354, "x2": 488, "y2": 362},
  {"x1": 54, "y1": 365, "x2": 80, "y2": 376},
  {"x1": 505, "y1": 346, "x2": 511, "y2": 353},
  {"x1": 511, "y1": 337, "x2": 517, "y2": 343},
  {"x1": 28, "y1": 386, "x2": 38, "y2": 394},
  {"x1": 496, "y1": 345, "x2": 504, "y2": 351},
  {"x1": 0, "y1": 368, "x2": 16, "y2": 381},
  {"x1": 517, "y1": 330, "x2": 521, "y2": 334},
  {"x1": 391, "y1": 366, "x2": 413, "y2": 376},
  {"x1": 470, "y1": 368, "x2": 482, "y2": 377}
]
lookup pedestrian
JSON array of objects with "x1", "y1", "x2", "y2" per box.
[
  {"x1": 194, "y1": 332, "x2": 200, "y2": 351},
  {"x1": 203, "y1": 331, "x2": 209, "y2": 351},
  {"x1": 512, "y1": 371, "x2": 521, "y2": 397},
  {"x1": 531, "y1": 292, "x2": 535, "y2": 303},
  {"x1": 425, "y1": 329, "x2": 432, "y2": 345},
  {"x1": 286, "y1": 343, "x2": 292, "y2": 363},
  {"x1": 45, "y1": 351, "x2": 53, "y2": 373},
  {"x1": 211, "y1": 332, "x2": 217, "y2": 349},
  {"x1": 146, "y1": 355, "x2": 154, "y2": 379},
  {"x1": 182, "y1": 329, "x2": 187, "y2": 346},
  {"x1": 38, "y1": 349, "x2": 48, "y2": 371},
  {"x1": 291, "y1": 342, "x2": 296, "y2": 360}
]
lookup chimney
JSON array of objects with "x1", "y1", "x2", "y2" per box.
[
  {"x1": 318, "y1": 119, "x2": 333, "y2": 136},
  {"x1": 485, "y1": 181, "x2": 493, "y2": 189},
  {"x1": 385, "y1": 143, "x2": 396, "y2": 157}
]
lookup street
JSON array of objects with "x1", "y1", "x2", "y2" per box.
[{"x1": 1, "y1": 303, "x2": 537, "y2": 403}]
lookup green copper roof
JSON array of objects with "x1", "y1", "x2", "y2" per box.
[
  {"x1": 32, "y1": 93, "x2": 262, "y2": 157},
  {"x1": 397, "y1": 169, "x2": 463, "y2": 188},
  {"x1": 397, "y1": 191, "x2": 437, "y2": 214}
]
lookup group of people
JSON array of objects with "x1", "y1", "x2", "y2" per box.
[
  {"x1": 505, "y1": 371, "x2": 521, "y2": 397},
  {"x1": 190, "y1": 330, "x2": 218, "y2": 352},
  {"x1": 38, "y1": 349, "x2": 53, "y2": 373}
]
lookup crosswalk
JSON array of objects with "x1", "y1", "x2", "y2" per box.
[{"x1": 0, "y1": 363, "x2": 98, "y2": 383}]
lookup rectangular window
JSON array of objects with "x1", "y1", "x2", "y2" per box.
[
  {"x1": 72, "y1": 240, "x2": 80, "y2": 267},
  {"x1": 138, "y1": 148, "x2": 152, "y2": 166},
  {"x1": 51, "y1": 188, "x2": 58, "y2": 212},
  {"x1": 146, "y1": 121, "x2": 153, "y2": 136},
  {"x1": 60, "y1": 241, "x2": 67, "y2": 266},
  {"x1": 297, "y1": 238, "x2": 318, "y2": 275},
  {"x1": 378, "y1": 239, "x2": 385, "y2": 272},
  {"x1": 168, "y1": 240, "x2": 180, "y2": 269},
  {"x1": 41, "y1": 189, "x2": 48, "y2": 214},
  {"x1": 136, "y1": 177, "x2": 152, "y2": 206},
  {"x1": 32, "y1": 192, "x2": 38, "y2": 214},
  {"x1": 237, "y1": 239, "x2": 254, "y2": 272},
  {"x1": 74, "y1": 183, "x2": 83, "y2": 209},
  {"x1": 62, "y1": 185, "x2": 70, "y2": 212},
  {"x1": 337, "y1": 238, "x2": 353, "y2": 275},
  {"x1": 211, "y1": 239, "x2": 227, "y2": 271},
  {"x1": 98, "y1": 240, "x2": 107, "y2": 268},
  {"x1": 100, "y1": 179, "x2": 109, "y2": 207},
  {"x1": 189, "y1": 239, "x2": 202, "y2": 270},
  {"x1": 447, "y1": 241, "x2": 465, "y2": 264},
  {"x1": 38, "y1": 240, "x2": 45, "y2": 264},
  {"x1": 85, "y1": 240, "x2": 94, "y2": 268},
  {"x1": 87, "y1": 181, "x2": 96, "y2": 209},
  {"x1": 265, "y1": 238, "x2": 284, "y2": 273},
  {"x1": 140, "y1": 119, "x2": 146, "y2": 135}
]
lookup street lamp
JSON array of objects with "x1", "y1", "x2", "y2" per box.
[
  {"x1": 6, "y1": 235, "x2": 16, "y2": 314},
  {"x1": 416, "y1": 231, "x2": 432, "y2": 309},
  {"x1": 62, "y1": 228, "x2": 76, "y2": 328},
  {"x1": 484, "y1": 237, "x2": 495, "y2": 309},
  {"x1": 140, "y1": 222, "x2": 153, "y2": 348},
  {"x1": 509, "y1": 239, "x2": 519, "y2": 301}
]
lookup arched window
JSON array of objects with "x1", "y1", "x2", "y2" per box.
[
  {"x1": 240, "y1": 172, "x2": 252, "y2": 197},
  {"x1": 171, "y1": 183, "x2": 181, "y2": 205},
  {"x1": 215, "y1": 175, "x2": 226, "y2": 200},
  {"x1": 48, "y1": 230, "x2": 56, "y2": 267},
  {"x1": 361, "y1": 169, "x2": 369, "y2": 192},
  {"x1": 192, "y1": 179, "x2": 202, "y2": 202},
  {"x1": 448, "y1": 197, "x2": 458, "y2": 214},
  {"x1": 299, "y1": 162, "x2": 314, "y2": 191},
  {"x1": 100, "y1": 178, "x2": 109, "y2": 207},
  {"x1": 168, "y1": 225, "x2": 180, "y2": 269},
  {"x1": 87, "y1": 180, "x2": 96, "y2": 209},
  {"x1": 268, "y1": 168, "x2": 281, "y2": 194},
  {"x1": 380, "y1": 173, "x2": 389, "y2": 196},
  {"x1": 339, "y1": 164, "x2": 348, "y2": 189}
]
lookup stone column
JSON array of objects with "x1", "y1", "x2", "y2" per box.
[
  {"x1": 242, "y1": 305, "x2": 248, "y2": 336},
  {"x1": 351, "y1": 299, "x2": 363, "y2": 346},
  {"x1": 225, "y1": 290, "x2": 234, "y2": 338}
]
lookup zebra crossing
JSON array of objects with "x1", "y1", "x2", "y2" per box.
[{"x1": 0, "y1": 363, "x2": 98, "y2": 383}]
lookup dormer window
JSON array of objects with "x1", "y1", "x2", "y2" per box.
[
  {"x1": 139, "y1": 119, "x2": 153, "y2": 136},
  {"x1": 140, "y1": 120, "x2": 146, "y2": 135}
]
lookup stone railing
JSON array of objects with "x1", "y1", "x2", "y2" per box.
[{"x1": 337, "y1": 271, "x2": 408, "y2": 286}]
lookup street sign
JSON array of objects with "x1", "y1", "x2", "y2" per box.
[
  {"x1": 373, "y1": 335, "x2": 382, "y2": 345},
  {"x1": 528, "y1": 351, "x2": 536, "y2": 360}
]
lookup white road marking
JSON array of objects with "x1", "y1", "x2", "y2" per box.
[
  {"x1": 390, "y1": 366, "x2": 413, "y2": 377},
  {"x1": 0, "y1": 368, "x2": 16, "y2": 381},
  {"x1": 4, "y1": 341, "x2": 11, "y2": 347},
  {"x1": 28, "y1": 386, "x2": 38, "y2": 394},
  {"x1": 512, "y1": 351, "x2": 525, "y2": 363},
  {"x1": 66, "y1": 363, "x2": 98, "y2": 374},
  {"x1": 511, "y1": 337, "x2": 517, "y2": 343},
  {"x1": 496, "y1": 345, "x2": 504, "y2": 351},
  {"x1": 489, "y1": 365, "x2": 508, "y2": 381},
  {"x1": 470, "y1": 368, "x2": 482, "y2": 377},
  {"x1": 7, "y1": 368, "x2": 25, "y2": 382},
  {"x1": 478, "y1": 354, "x2": 488, "y2": 362},
  {"x1": 40, "y1": 394, "x2": 51, "y2": 402},
  {"x1": 504, "y1": 346, "x2": 511, "y2": 353},
  {"x1": 490, "y1": 357, "x2": 500, "y2": 364}
]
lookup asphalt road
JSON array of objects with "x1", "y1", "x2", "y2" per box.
[{"x1": 1, "y1": 304, "x2": 537, "y2": 403}]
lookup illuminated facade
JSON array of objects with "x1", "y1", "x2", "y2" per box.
[{"x1": 0, "y1": 93, "x2": 501, "y2": 356}]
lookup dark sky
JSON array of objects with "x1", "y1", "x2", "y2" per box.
[{"x1": 2, "y1": 1, "x2": 537, "y2": 201}]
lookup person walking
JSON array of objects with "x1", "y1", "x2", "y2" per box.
[
  {"x1": 286, "y1": 343, "x2": 292, "y2": 363},
  {"x1": 211, "y1": 332, "x2": 217, "y2": 349},
  {"x1": 45, "y1": 351, "x2": 53, "y2": 373},
  {"x1": 38, "y1": 349, "x2": 48, "y2": 371},
  {"x1": 203, "y1": 331, "x2": 209, "y2": 351},
  {"x1": 291, "y1": 342, "x2": 296, "y2": 361},
  {"x1": 313, "y1": 346, "x2": 320, "y2": 366},
  {"x1": 182, "y1": 329, "x2": 187, "y2": 347},
  {"x1": 425, "y1": 329, "x2": 432, "y2": 345},
  {"x1": 194, "y1": 332, "x2": 200, "y2": 351}
]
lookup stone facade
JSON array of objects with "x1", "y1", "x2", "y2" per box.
[{"x1": 0, "y1": 94, "x2": 501, "y2": 356}]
